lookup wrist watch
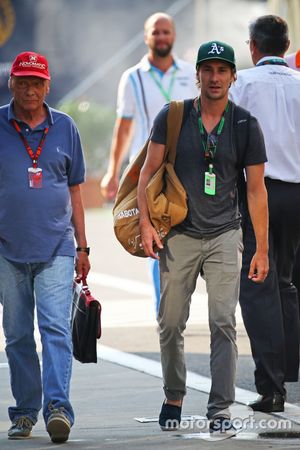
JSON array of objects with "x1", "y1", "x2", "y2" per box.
[{"x1": 76, "y1": 247, "x2": 90, "y2": 255}]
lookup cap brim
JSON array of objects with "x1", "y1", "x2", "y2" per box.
[
  {"x1": 196, "y1": 56, "x2": 235, "y2": 68},
  {"x1": 11, "y1": 70, "x2": 51, "y2": 80}
]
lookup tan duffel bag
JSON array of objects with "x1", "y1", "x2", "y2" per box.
[{"x1": 113, "y1": 100, "x2": 187, "y2": 257}]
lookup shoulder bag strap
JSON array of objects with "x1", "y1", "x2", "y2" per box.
[{"x1": 165, "y1": 100, "x2": 184, "y2": 165}]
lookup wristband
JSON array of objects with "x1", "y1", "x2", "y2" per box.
[{"x1": 76, "y1": 247, "x2": 90, "y2": 255}]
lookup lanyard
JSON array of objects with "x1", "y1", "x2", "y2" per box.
[
  {"x1": 149, "y1": 66, "x2": 177, "y2": 102},
  {"x1": 256, "y1": 58, "x2": 288, "y2": 67},
  {"x1": 197, "y1": 97, "x2": 229, "y2": 162},
  {"x1": 12, "y1": 120, "x2": 49, "y2": 168}
]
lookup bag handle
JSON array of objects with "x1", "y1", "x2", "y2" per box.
[
  {"x1": 75, "y1": 273, "x2": 90, "y2": 294},
  {"x1": 165, "y1": 101, "x2": 184, "y2": 165},
  {"x1": 81, "y1": 274, "x2": 88, "y2": 287}
]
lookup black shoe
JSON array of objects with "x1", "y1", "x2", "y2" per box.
[
  {"x1": 209, "y1": 416, "x2": 238, "y2": 436},
  {"x1": 8, "y1": 416, "x2": 34, "y2": 439},
  {"x1": 248, "y1": 392, "x2": 285, "y2": 413},
  {"x1": 158, "y1": 402, "x2": 182, "y2": 431}
]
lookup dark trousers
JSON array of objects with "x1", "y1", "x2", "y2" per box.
[
  {"x1": 292, "y1": 247, "x2": 300, "y2": 304},
  {"x1": 240, "y1": 178, "x2": 300, "y2": 395}
]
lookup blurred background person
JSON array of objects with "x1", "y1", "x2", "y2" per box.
[
  {"x1": 230, "y1": 15, "x2": 300, "y2": 413},
  {"x1": 100, "y1": 12, "x2": 197, "y2": 316}
]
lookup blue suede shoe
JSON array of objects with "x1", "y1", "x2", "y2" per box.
[
  {"x1": 158, "y1": 403, "x2": 182, "y2": 431},
  {"x1": 209, "y1": 416, "x2": 238, "y2": 436}
]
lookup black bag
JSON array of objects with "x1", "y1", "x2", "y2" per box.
[{"x1": 71, "y1": 276, "x2": 102, "y2": 363}]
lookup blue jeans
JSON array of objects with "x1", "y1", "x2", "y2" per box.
[
  {"x1": 0, "y1": 255, "x2": 74, "y2": 426},
  {"x1": 148, "y1": 258, "x2": 161, "y2": 316}
]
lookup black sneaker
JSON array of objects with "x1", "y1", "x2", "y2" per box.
[
  {"x1": 46, "y1": 408, "x2": 71, "y2": 443},
  {"x1": 209, "y1": 416, "x2": 238, "y2": 436},
  {"x1": 8, "y1": 416, "x2": 34, "y2": 439},
  {"x1": 158, "y1": 402, "x2": 182, "y2": 431}
]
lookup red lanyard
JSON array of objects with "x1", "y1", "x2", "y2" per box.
[{"x1": 12, "y1": 120, "x2": 49, "y2": 168}]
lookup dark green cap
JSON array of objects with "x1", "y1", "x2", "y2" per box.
[{"x1": 196, "y1": 41, "x2": 236, "y2": 69}]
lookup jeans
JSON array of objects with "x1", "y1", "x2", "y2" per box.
[
  {"x1": 0, "y1": 255, "x2": 75, "y2": 425},
  {"x1": 148, "y1": 258, "x2": 160, "y2": 316}
]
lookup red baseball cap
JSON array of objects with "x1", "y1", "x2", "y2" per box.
[{"x1": 10, "y1": 51, "x2": 51, "y2": 80}]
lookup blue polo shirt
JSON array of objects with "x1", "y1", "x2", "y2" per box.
[{"x1": 0, "y1": 101, "x2": 85, "y2": 263}]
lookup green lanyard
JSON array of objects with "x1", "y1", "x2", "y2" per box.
[
  {"x1": 149, "y1": 66, "x2": 177, "y2": 102},
  {"x1": 256, "y1": 57, "x2": 288, "y2": 67},
  {"x1": 197, "y1": 97, "x2": 229, "y2": 163}
]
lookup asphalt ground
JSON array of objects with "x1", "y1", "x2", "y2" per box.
[
  {"x1": 2, "y1": 356, "x2": 300, "y2": 449},
  {"x1": 0, "y1": 207, "x2": 300, "y2": 449},
  {"x1": 86, "y1": 207, "x2": 300, "y2": 404}
]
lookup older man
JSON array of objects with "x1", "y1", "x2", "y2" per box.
[{"x1": 0, "y1": 51, "x2": 90, "y2": 443}]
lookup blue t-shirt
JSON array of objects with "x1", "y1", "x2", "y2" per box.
[{"x1": 0, "y1": 101, "x2": 85, "y2": 263}]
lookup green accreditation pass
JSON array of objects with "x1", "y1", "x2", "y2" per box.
[
  {"x1": 197, "y1": 98, "x2": 228, "y2": 198},
  {"x1": 204, "y1": 164, "x2": 216, "y2": 196}
]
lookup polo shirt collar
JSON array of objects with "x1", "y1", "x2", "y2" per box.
[
  {"x1": 8, "y1": 99, "x2": 54, "y2": 128},
  {"x1": 140, "y1": 54, "x2": 180, "y2": 72},
  {"x1": 256, "y1": 56, "x2": 286, "y2": 66}
]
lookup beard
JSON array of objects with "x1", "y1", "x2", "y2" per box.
[{"x1": 153, "y1": 43, "x2": 173, "y2": 58}]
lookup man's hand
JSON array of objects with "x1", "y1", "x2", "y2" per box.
[
  {"x1": 140, "y1": 221, "x2": 163, "y2": 259},
  {"x1": 100, "y1": 172, "x2": 119, "y2": 201},
  {"x1": 75, "y1": 252, "x2": 91, "y2": 279},
  {"x1": 248, "y1": 251, "x2": 269, "y2": 283},
  {"x1": 101, "y1": 117, "x2": 134, "y2": 201}
]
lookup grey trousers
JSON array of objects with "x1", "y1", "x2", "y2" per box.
[{"x1": 158, "y1": 228, "x2": 243, "y2": 419}]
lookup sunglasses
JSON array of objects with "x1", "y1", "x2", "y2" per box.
[{"x1": 204, "y1": 133, "x2": 218, "y2": 161}]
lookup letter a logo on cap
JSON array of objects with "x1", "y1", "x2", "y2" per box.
[
  {"x1": 196, "y1": 40, "x2": 236, "y2": 69},
  {"x1": 208, "y1": 42, "x2": 224, "y2": 55}
]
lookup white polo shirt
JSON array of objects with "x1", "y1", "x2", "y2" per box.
[
  {"x1": 116, "y1": 55, "x2": 198, "y2": 159},
  {"x1": 230, "y1": 56, "x2": 300, "y2": 183}
]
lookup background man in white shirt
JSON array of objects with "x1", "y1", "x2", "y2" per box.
[
  {"x1": 286, "y1": 50, "x2": 300, "y2": 309},
  {"x1": 230, "y1": 14, "x2": 300, "y2": 413},
  {"x1": 101, "y1": 12, "x2": 197, "y2": 315}
]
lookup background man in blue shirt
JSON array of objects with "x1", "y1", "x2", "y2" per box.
[{"x1": 0, "y1": 51, "x2": 90, "y2": 443}]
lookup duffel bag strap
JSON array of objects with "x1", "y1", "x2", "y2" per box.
[{"x1": 166, "y1": 101, "x2": 184, "y2": 165}]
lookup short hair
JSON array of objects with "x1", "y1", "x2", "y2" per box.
[
  {"x1": 249, "y1": 15, "x2": 289, "y2": 55},
  {"x1": 144, "y1": 12, "x2": 175, "y2": 33}
]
